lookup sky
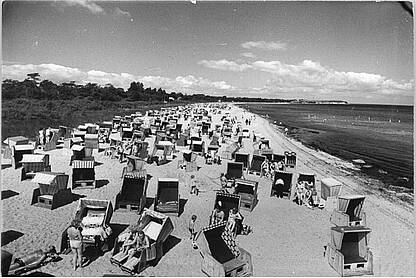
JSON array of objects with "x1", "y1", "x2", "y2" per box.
[{"x1": 2, "y1": 0, "x2": 414, "y2": 104}]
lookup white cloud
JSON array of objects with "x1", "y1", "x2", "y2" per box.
[
  {"x1": 114, "y1": 7, "x2": 131, "y2": 18},
  {"x1": 198, "y1": 58, "x2": 414, "y2": 98},
  {"x1": 198, "y1": 59, "x2": 251, "y2": 72},
  {"x1": 1, "y1": 63, "x2": 235, "y2": 95},
  {"x1": 241, "y1": 41, "x2": 287, "y2": 51},
  {"x1": 241, "y1": 52, "x2": 256, "y2": 59},
  {"x1": 62, "y1": 0, "x2": 105, "y2": 14}
]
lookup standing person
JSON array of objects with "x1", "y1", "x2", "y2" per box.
[
  {"x1": 190, "y1": 175, "x2": 199, "y2": 195},
  {"x1": 261, "y1": 158, "x2": 270, "y2": 178},
  {"x1": 38, "y1": 129, "x2": 44, "y2": 146},
  {"x1": 42, "y1": 128, "x2": 47, "y2": 145},
  {"x1": 220, "y1": 173, "x2": 227, "y2": 191},
  {"x1": 188, "y1": 215, "x2": 198, "y2": 247},
  {"x1": 117, "y1": 143, "x2": 124, "y2": 163},
  {"x1": 67, "y1": 219, "x2": 83, "y2": 270}
]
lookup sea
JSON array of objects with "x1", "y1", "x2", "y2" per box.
[{"x1": 239, "y1": 103, "x2": 414, "y2": 190}]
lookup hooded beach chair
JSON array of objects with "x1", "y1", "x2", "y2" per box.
[
  {"x1": 115, "y1": 170, "x2": 148, "y2": 212},
  {"x1": 271, "y1": 171, "x2": 293, "y2": 199},
  {"x1": 31, "y1": 172, "x2": 72, "y2": 210},
  {"x1": 121, "y1": 127, "x2": 134, "y2": 141},
  {"x1": 72, "y1": 160, "x2": 96, "y2": 189},
  {"x1": 12, "y1": 144, "x2": 35, "y2": 169},
  {"x1": 84, "y1": 133, "x2": 99, "y2": 149},
  {"x1": 198, "y1": 222, "x2": 253, "y2": 277},
  {"x1": 60, "y1": 199, "x2": 113, "y2": 252},
  {"x1": 234, "y1": 179, "x2": 258, "y2": 211},
  {"x1": 285, "y1": 151, "x2": 297, "y2": 168},
  {"x1": 121, "y1": 155, "x2": 145, "y2": 178},
  {"x1": 226, "y1": 162, "x2": 244, "y2": 180},
  {"x1": 321, "y1": 177, "x2": 342, "y2": 200},
  {"x1": 58, "y1": 126, "x2": 71, "y2": 139},
  {"x1": 21, "y1": 154, "x2": 51, "y2": 181},
  {"x1": 248, "y1": 154, "x2": 265, "y2": 176},
  {"x1": 326, "y1": 226, "x2": 373, "y2": 277},
  {"x1": 111, "y1": 209, "x2": 174, "y2": 274},
  {"x1": 70, "y1": 144, "x2": 86, "y2": 165},
  {"x1": 330, "y1": 195, "x2": 366, "y2": 227},
  {"x1": 154, "y1": 178, "x2": 180, "y2": 216},
  {"x1": 234, "y1": 153, "x2": 249, "y2": 170},
  {"x1": 214, "y1": 192, "x2": 241, "y2": 221},
  {"x1": 191, "y1": 140, "x2": 205, "y2": 155}
]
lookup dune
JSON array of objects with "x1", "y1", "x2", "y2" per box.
[{"x1": 1, "y1": 104, "x2": 413, "y2": 277}]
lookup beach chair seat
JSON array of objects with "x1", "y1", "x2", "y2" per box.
[{"x1": 110, "y1": 251, "x2": 129, "y2": 266}]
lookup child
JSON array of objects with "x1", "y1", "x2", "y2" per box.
[
  {"x1": 190, "y1": 175, "x2": 199, "y2": 195},
  {"x1": 188, "y1": 215, "x2": 198, "y2": 248}
]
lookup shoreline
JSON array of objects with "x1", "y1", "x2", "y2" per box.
[{"x1": 236, "y1": 103, "x2": 414, "y2": 199}]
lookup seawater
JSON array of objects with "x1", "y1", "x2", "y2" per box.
[{"x1": 240, "y1": 103, "x2": 413, "y2": 189}]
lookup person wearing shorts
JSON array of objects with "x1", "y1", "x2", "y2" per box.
[{"x1": 67, "y1": 220, "x2": 83, "y2": 270}]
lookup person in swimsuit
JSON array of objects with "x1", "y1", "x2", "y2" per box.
[
  {"x1": 67, "y1": 219, "x2": 83, "y2": 270},
  {"x1": 127, "y1": 230, "x2": 150, "y2": 260}
]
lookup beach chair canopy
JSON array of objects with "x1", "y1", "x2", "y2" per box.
[
  {"x1": 235, "y1": 179, "x2": 258, "y2": 195},
  {"x1": 72, "y1": 160, "x2": 95, "y2": 169},
  {"x1": 298, "y1": 173, "x2": 315, "y2": 185},
  {"x1": 235, "y1": 153, "x2": 249, "y2": 168},
  {"x1": 250, "y1": 155, "x2": 266, "y2": 172},
  {"x1": 214, "y1": 192, "x2": 241, "y2": 220},
  {"x1": 157, "y1": 178, "x2": 179, "y2": 204},
  {"x1": 272, "y1": 154, "x2": 285, "y2": 163},
  {"x1": 126, "y1": 155, "x2": 144, "y2": 171},
  {"x1": 71, "y1": 145, "x2": 85, "y2": 152},
  {"x1": 274, "y1": 171, "x2": 293, "y2": 189},
  {"x1": 158, "y1": 141, "x2": 174, "y2": 147},
  {"x1": 33, "y1": 172, "x2": 69, "y2": 195},
  {"x1": 85, "y1": 134, "x2": 99, "y2": 140},
  {"x1": 77, "y1": 198, "x2": 113, "y2": 226},
  {"x1": 21, "y1": 154, "x2": 47, "y2": 164},
  {"x1": 109, "y1": 133, "x2": 123, "y2": 142},
  {"x1": 13, "y1": 144, "x2": 35, "y2": 152},
  {"x1": 136, "y1": 209, "x2": 174, "y2": 243},
  {"x1": 331, "y1": 226, "x2": 371, "y2": 264},
  {"x1": 74, "y1": 130, "x2": 87, "y2": 136},
  {"x1": 120, "y1": 172, "x2": 147, "y2": 202},
  {"x1": 71, "y1": 137, "x2": 84, "y2": 144},
  {"x1": 338, "y1": 195, "x2": 366, "y2": 219},
  {"x1": 226, "y1": 162, "x2": 243, "y2": 179},
  {"x1": 200, "y1": 222, "x2": 239, "y2": 264}
]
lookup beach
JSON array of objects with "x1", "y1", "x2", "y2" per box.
[{"x1": 1, "y1": 104, "x2": 414, "y2": 277}]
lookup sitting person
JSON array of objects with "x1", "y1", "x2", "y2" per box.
[
  {"x1": 121, "y1": 230, "x2": 138, "y2": 254},
  {"x1": 210, "y1": 206, "x2": 225, "y2": 225},
  {"x1": 227, "y1": 208, "x2": 243, "y2": 238},
  {"x1": 261, "y1": 159, "x2": 270, "y2": 178},
  {"x1": 220, "y1": 173, "x2": 227, "y2": 190},
  {"x1": 127, "y1": 230, "x2": 150, "y2": 260}
]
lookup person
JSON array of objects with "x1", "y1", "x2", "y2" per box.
[
  {"x1": 261, "y1": 158, "x2": 270, "y2": 178},
  {"x1": 132, "y1": 142, "x2": 139, "y2": 157},
  {"x1": 190, "y1": 175, "x2": 199, "y2": 195},
  {"x1": 67, "y1": 219, "x2": 83, "y2": 270},
  {"x1": 45, "y1": 128, "x2": 51, "y2": 144},
  {"x1": 188, "y1": 215, "x2": 198, "y2": 245},
  {"x1": 210, "y1": 206, "x2": 225, "y2": 225},
  {"x1": 220, "y1": 173, "x2": 227, "y2": 191},
  {"x1": 227, "y1": 208, "x2": 243, "y2": 238},
  {"x1": 274, "y1": 178, "x2": 285, "y2": 198},
  {"x1": 277, "y1": 160, "x2": 285, "y2": 171},
  {"x1": 38, "y1": 129, "x2": 44, "y2": 146},
  {"x1": 117, "y1": 143, "x2": 124, "y2": 163},
  {"x1": 127, "y1": 230, "x2": 150, "y2": 260},
  {"x1": 42, "y1": 128, "x2": 47, "y2": 145},
  {"x1": 121, "y1": 230, "x2": 138, "y2": 254}
]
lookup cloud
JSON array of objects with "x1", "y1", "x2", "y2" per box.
[
  {"x1": 241, "y1": 52, "x2": 256, "y2": 59},
  {"x1": 1, "y1": 63, "x2": 235, "y2": 95},
  {"x1": 62, "y1": 0, "x2": 105, "y2": 14},
  {"x1": 198, "y1": 59, "x2": 251, "y2": 72},
  {"x1": 113, "y1": 7, "x2": 131, "y2": 17},
  {"x1": 241, "y1": 41, "x2": 287, "y2": 51},
  {"x1": 198, "y1": 58, "x2": 413, "y2": 98}
]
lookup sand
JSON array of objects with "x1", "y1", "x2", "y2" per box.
[{"x1": 1, "y1": 104, "x2": 414, "y2": 277}]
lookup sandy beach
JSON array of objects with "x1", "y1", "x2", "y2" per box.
[{"x1": 1, "y1": 104, "x2": 414, "y2": 277}]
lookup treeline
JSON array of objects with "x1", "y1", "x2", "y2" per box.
[{"x1": 2, "y1": 72, "x2": 292, "y2": 103}]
